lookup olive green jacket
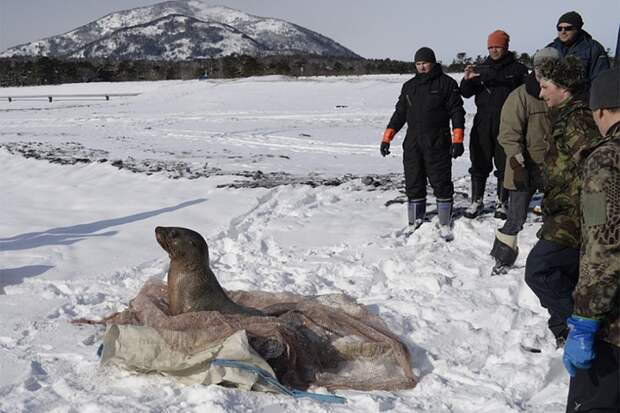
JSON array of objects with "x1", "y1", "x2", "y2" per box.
[
  {"x1": 538, "y1": 97, "x2": 603, "y2": 249},
  {"x1": 498, "y1": 82, "x2": 549, "y2": 190},
  {"x1": 573, "y1": 122, "x2": 620, "y2": 346}
]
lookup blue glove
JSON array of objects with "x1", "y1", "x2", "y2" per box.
[{"x1": 562, "y1": 315, "x2": 600, "y2": 377}]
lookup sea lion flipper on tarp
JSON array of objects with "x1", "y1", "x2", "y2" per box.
[{"x1": 155, "y1": 226, "x2": 263, "y2": 317}]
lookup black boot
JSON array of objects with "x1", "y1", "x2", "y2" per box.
[
  {"x1": 494, "y1": 183, "x2": 509, "y2": 220},
  {"x1": 490, "y1": 230, "x2": 518, "y2": 275},
  {"x1": 407, "y1": 198, "x2": 426, "y2": 230},
  {"x1": 464, "y1": 177, "x2": 486, "y2": 219}
]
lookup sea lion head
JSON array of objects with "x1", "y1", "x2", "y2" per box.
[{"x1": 155, "y1": 226, "x2": 209, "y2": 264}]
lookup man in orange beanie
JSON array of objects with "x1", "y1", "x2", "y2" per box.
[
  {"x1": 381, "y1": 47, "x2": 465, "y2": 241},
  {"x1": 461, "y1": 30, "x2": 528, "y2": 220}
]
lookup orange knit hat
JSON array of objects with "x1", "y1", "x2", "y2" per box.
[{"x1": 487, "y1": 30, "x2": 510, "y2": 49}]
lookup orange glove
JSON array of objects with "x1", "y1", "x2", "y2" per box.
[
  {"x1": 382, "y1": 128, "x2": 396, "y2": 143},
  {"x1": 452, "y1": 128, "x2": 464, "y2": 144}
]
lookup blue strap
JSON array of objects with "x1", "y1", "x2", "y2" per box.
[{"x1": 211, "y1": 358, "x2": 346, "y2": 404}]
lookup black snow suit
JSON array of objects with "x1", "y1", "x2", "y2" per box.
[
  {"x1": 460, "y1": 53, "x2": 528, "y2": 191},
  {"x1": 387, "y1": 64, "x2": 465, "y2": 201}
]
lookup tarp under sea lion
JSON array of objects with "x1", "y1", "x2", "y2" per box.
[{"x1": 94, "y1": 278, "x2": 416, "y2": 392}]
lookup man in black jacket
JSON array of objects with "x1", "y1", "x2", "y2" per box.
[
  {"x1": 461, "y1": 30, "x2": 528, "y2": 220},
  {"x1": 381, "y1": 47, "x2": 465, "y2": 241},
  {"x1": 548, "y1": 11, "x2": 610, "y2": 82}
]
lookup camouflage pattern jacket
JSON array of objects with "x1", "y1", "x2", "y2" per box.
[
  {"x1": 573, "y1": 121, "x2": 620, "y2": 346},
  {"x1": 538, "y1": 97, "x2": 603, "y2": 249}
]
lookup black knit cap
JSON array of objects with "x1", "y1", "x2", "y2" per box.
[
  {"x1": 414, "y1": 47, "x2": 436, "y2": 63},
  {"x1": 557, "y1": 11, "x2": 583, "y2": 29},
  {"x1": 590, "y1": 68, "x2": 620, "y2": 110}
]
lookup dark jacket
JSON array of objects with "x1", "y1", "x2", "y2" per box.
[
  {"x1": 547, "y1": 30, "x2": 610, "y2": 81},
  {"x1": 460, "y1": 52, "x2": 528, "y2": 115},
  {"x1": 387, "y1": 64, "x2": 465, "y2": 145}
]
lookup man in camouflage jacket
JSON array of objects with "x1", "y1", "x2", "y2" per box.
[
  {"x1": 563, "y1": 68, "x2": 619, "y2": 413},
  {"x1": 524, "y1": 56, "x2": 603, "y2": 345}
]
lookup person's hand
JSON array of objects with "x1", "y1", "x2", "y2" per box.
[
  {"x1": 509, "y1": 154, "x2": 528, "y2": 191},
  {"x1": 463, "y1": 65, "x2": 480, "y2": 80},
  {"x1": 563, "y1": 316, "x2": 600, "y2": 377},
  {"x1": 450, "y1": 143, "x2": 464, "y2": 158},
  {"x1": 450, "y1": 128, "x2": 464, "y2": 158},
  {"x1": 380, "y1": 142, "x2": 391, "y2": 157},
  {"x1": 380, "y1": 128, "x2": 396, "y2": 157}
]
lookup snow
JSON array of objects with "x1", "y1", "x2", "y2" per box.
[{"x1": 0, "y1": 74, "x2": 569, "y2": 412}]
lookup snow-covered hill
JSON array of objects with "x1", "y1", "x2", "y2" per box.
[{"x1": 0, "y1": 0, "x2": 359, "y2": 60}]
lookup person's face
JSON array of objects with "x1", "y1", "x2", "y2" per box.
[
  {"x1": 488, "y1": 47, "x2": 506, "y2": 61},
  {"x1": 416, "y1": 61, "x2": 433, "y2": 73},
  {"x1": 539, "y1": 78, "x2": 570, "y2": 108},
  {"x1": 557, "y1": 23, "x2": 578, "y2": 44}
]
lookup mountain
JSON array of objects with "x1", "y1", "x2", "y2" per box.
[
  {"x1": 0, "y1": 0, "x2": 359, "y2": 60},
  {"x1": 72, "y1": 15, "x2": 265, "y2": 60}
]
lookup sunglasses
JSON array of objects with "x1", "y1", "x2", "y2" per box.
[{"x1": 557, "y1": 25, "x2": 576, "y2": 32}]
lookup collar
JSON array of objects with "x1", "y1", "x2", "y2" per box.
[
  {"x1": 606, "y1": 120, "x2": 620, "y2": 138},
  {"x1": 485, "y1": 52, "x2": 515, "y2": 67},
  {"x1": 525, "y1": 72, "x2": 542, "y2": 98},
  {"x1": 416, "y1": 64, "x2": 442, "y2": 82}
]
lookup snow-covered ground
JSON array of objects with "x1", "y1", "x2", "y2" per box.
[{"x1": 0, "y1": 75, "x2": 569, "y2": 412}]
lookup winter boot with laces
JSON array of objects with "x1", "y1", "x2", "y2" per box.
[
  {"x1": 436, "y1": 199, "x2": 454, "y2": 241},
  {"x1": 494, "y1": 201, "x2": 508, "y2": 220},
  {"x1": 464, "y1": 178, "x2": 486, "y2": 219},
  {"x1": 407, "y1": 198, "x2": 426, "y2": 232},
  {"x1": 494, "y1": 185, "x2": 510, "y2": 220}
]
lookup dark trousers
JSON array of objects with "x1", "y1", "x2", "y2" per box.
[
  {"x1": 402, "y1": 132, "x2": 453, "y2": 200},
  {"x1": 500, "y1": 190, "x2": 534, "y2": 235},
  {"x1": 566, "y1": 340, "x2": 620, "y2": 413},
  {"x1": 469, "y1": 113, "x2": 506, "y2": 186},
  {"x1": 501, "y1": 164, "x2": 543, "y2": 235},
  {"x1": 525, "y1": 239, "x2": 580, "y2": 338}
]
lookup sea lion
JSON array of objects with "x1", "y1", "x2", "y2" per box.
[{"x1": 155, "y1": 226, "x2": 263, "y2": 317}]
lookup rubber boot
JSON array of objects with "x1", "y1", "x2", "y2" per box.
[
  {"x1": 407, "y1": 198, "x2": 426, "y2": 231},
  {"x1": 490, "y1": 229, "x2": 518, "y2": 275},
  {"x1": 437, "y1": 199, "x2": 453, "y2": 241},
  {"x1": 464, "y1": 177, "x2": 486, "y2": 219},
  {"x1": 494, "y1": 184, "x2": 510, "y2": 220}
]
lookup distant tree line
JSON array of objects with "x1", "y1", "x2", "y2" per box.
[
  {"x1": 445, "y1": 51, "x2": 534, "y2": 72},
  {"x1": 0, "y1": 55, "x2": 418, "y2": 87},
  {"x1": 4, "y1": 50, "x2": 603, "y2": 87},
  {"x1": 445, "y1": 49, "x2": 616, "y2": 72}
]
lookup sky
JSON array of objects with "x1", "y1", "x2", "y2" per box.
[{"x1": 0, "y1": 0, "x2": 618, "y2": 62}]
